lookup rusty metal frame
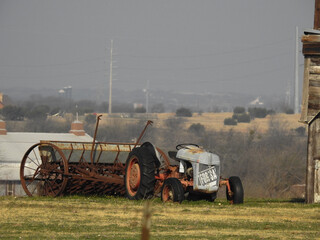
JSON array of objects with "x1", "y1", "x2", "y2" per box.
[{"x1": 20, "y1": 119, "x2": 155, "y2": 197}]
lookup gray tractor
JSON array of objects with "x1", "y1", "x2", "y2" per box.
[{"x1": 124, "y1": 143, "x2": 244, "y2": 204}]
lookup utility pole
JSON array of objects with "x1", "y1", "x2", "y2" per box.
[
  {"x1": 145, "y1": 80, "x2": 149, "y2": 113},
  {"x1": 108, "y1": 40, "x2": 113, "y2": 114},
  {"x1": 294, "y1": 26, "x2": 299, "y2": 114}
]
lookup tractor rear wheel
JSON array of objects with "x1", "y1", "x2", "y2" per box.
[
  {"x1": 161, "y1": 178, "x2": 184, "y2": 203},
  {"x1": 226, "y1": 176, "x2": 244, "y2": 204},
  {"x1": 125, "y1": 147, "x2": 156, "y2": 200}
]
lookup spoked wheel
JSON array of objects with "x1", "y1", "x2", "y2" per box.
[
  {"x1": 161, "y1": 178, "x2": 184, "y2": 203},
  {"x1": 20, "y1": 143, "x2": 69, "y2": 197}
]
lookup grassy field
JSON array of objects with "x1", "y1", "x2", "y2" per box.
[
  {"x1": 98, "y1": 113, "x2": 303, "y2": 134},
  {"x1": 1, "y1": 196, "x2": 319, "y2": 240}
]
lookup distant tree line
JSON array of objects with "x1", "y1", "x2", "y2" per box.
[
  {"x1": 0, "y1": 94, "x2": 299, "y2": 123},
  {"x1": 0, "y1": 95, "x2": 168, "y2": 121},
  {"x1": 224, "y1": 106, "x2": 278, "y2": 126}
]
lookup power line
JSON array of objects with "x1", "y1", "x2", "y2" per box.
[
  {"x1": 119, "y1": 51, "x2": 292, "y2": 71},
  {"x1": 0, "y1": 57, "x2": 105, "y2": 68},
  {"x1": 0, "y1": 68, "x2": 106, "y2": 79},
  {"x1": 193, "y1": 64, "x2": 292, "y2": 83},
  {"x1": 117, "y1": 37, "x2": 293, "y2": 59},
  {"x1": 115, "y1": 64, "x2": 292, "y2": 91}
]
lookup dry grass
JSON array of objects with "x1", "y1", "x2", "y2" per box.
[
  {"x1": 157, "y1": 113, "x2": 303, "y2": 133},
  {"x1": 184, "y1": 113, "x2": 302, "y2": 133},
  {"x1": 1, "y1": 196, "x2": 319, "y2": 239},
  {"x1": 97, "y1": 113, "x2": 303, "y2": 134}
]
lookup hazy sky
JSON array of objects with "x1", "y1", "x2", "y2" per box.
[{"x1": 0, "y1": 0, "x2": 315, "y2": 97}]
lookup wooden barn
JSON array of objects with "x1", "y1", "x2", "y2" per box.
[{"x1": 300, "y1": 1, "x2": 320, "y2": 203}]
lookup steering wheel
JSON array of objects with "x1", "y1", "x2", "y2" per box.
[{"x1": 176, "y1": 143, "x2": 200, "y2": 150}]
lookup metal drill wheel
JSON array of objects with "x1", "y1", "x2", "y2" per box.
[{"x1": 20, "y1": 143, "x2": 69, "y2": 197}]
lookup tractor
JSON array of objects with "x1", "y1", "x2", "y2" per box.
[{"x1": 125, "y1": 142, "x2": 244, "y2": 204}]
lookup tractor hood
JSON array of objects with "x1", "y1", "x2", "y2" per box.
[{"x1": 176, "y1": 147, "x2": 220, "y2": 165}]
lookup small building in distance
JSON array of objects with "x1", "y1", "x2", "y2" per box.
[
  {"x1": 58, "y1": 86, "x2": 72, "y2": 100},
  {"x1": 0, "y1": 120, "x2": 93, "y2": 196},
  {"x1": 249, "y1": 97, "x2": 264, "y2": 107}
]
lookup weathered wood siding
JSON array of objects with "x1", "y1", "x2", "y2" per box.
[
  {"x1": 301, "y1": 34, "x2": 320, "y2": 203},
  {"x1": 300, "y1": 35, "x2": 320, "y2": 123},
  {"x1": 306, "y1": 116, "x2": 320, "y2": 203}
]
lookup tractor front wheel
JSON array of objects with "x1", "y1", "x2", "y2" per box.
[
  {"x1": 226, "y1": 176, "x2": 244, "y2": 204},
  {"x1": 125, "y1": 147, "x2": 156, "y2": 200},
  {"x1": 161, "y1": 178, "x2": 184, "y2": 203}
]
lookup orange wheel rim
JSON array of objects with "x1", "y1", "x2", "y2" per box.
[{"x1": 126, "y1": 157, "x2": 141, "y2": 196}]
